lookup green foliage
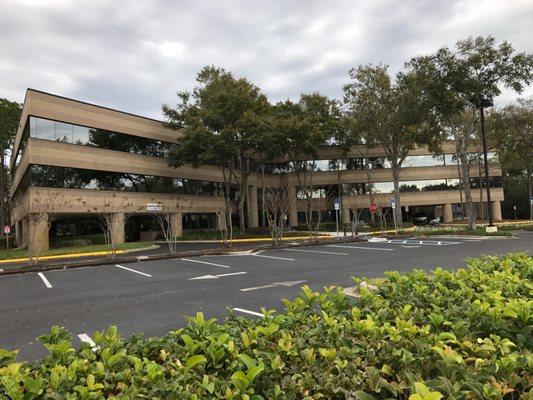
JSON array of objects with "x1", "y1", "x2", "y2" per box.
[
  {"x1": 0, "y1": 98, "x2": 21, "y2": 147},
  {"x1": 1, "y1": 253, "x2": 532, "y2": 399}
]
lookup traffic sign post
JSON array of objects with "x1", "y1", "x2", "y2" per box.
[
  {"x1": 333, "y1": 197, "x2": 340, "y2": 238},
  {"x1": 391, "y1": 198, "x2": 398, "y2": 235}
]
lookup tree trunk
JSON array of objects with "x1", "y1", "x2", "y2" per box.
[
  {"x1": 391, "y1": 163, "x2": 403, "y2": 228},
  {"x1": 238, "y1": 184, "x2": 247, "y2": 233},
  {"x1": 457, "y1": 145, "x2": 475, "y2": 230},
  {"x1": 0, "y1": 142, "x2": 4, "y2": 229},
  {"x1": 456, "y1": 161, "x2": 465, "y2": 220}
]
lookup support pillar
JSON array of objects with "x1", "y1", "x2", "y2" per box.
[
  {"x1": 110, "y1": 213, "x2": 125, "y2": 245},
  {"x1": 248, "y1": 185, "x2": 259, "y2": 228},
  {"x1": 15, "y1": 220, "x2": 23, "y2": 248},
  {"x1": 170, "y1": 212, "x2": 183, "y2": 238},
  {"x1": 443, "y1": 203, "x2": 453, "y2": 223},
  {"x1": 21, "y1": 218, "x2": 28, "y2": 247},
  {"x1": 28, "y1": 213, "x2": 49, "y2": 254},
  {"x1": 215, "y1": 211, "x2": 227, "y2": 231},
  {"x1": 492, "y1": 200, "x2": 502, "y2": 221},
  {"x1": 288, "y1": 185, "x2": 298, "y2": 228}
]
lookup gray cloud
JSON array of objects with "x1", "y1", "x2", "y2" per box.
[{"x1": 1, "y1": 0, "x2": 531, "y2": 119}]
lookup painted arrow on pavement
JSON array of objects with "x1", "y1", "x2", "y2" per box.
[
  {"x1": 240, "y1": 280, "x2": 307, "y2": 292},
  {"x1": 189, "y1": 272, "x2": 247, "y2": 280}
]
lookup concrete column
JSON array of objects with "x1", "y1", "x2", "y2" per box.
[
  {"x1": 21, "y1": 218, "x2": 28, "y2": 247},
  {"x1": 28, "y1": 213, "x2": 49, "y2": 254},
  {"x1": 248, "y1": 185, "x2": 259, "y2": 228},
  {"x1": 170, "y1": 212, "x2": 183, "y2": 238},
  {"x1": 15, "y1": 220, "x2": 22, "y2": 248},
  {"x1": 342, "y1": 207, "x2": 351, "y2": 225},
  {"x1": 288, "y1": 185, "x2": 298, "y2": 227},
  {"x1": 215, "y1": 211, "x2": 227, "y2": 231},
  {"x1": 443, "y1": 203, "x2": 453, "y2": 223},
  {"x1": 492, "y1": 201, "x2": 502, "y2": 221},
  {"x1": 110, "y1": 213, "x2": 125, "y2": 245}
]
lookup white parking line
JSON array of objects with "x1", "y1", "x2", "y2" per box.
[
  {"x1": 78, "y1": 334, "x2": 99, "y2": 350},
  {"x1": 189, "y1": 271, "x2": 247, "y2": 280},
  {"x1": 327, "y1": 244, "x2": 394, "y2": 251},
  {"x1": 181, "y1": 258, "x2": 231, "y2": 268},
  {"x1": 37, "y1": 272, "x2": 52, "y2": 288},
  {"x1": 114, "y1": 264, "x2": 152, "y2": 277},
  {"x1": 252, "y1": 254, "x2": 295, "y2": 261},
  {"x1": 240, "y1": 280, "x2": 307, "y2": 292},
  {"x1": 284, "y1": 248, "x2": 349, "y2": 256},
  {"x1": 385, "y1": 239, "x2": 461, "y2": 246},
  {"x1": 232, "y1": 308, "x2": 265, "y2": 318}
]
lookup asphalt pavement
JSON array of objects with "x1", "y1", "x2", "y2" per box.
[{"x1": 0, "y1": 232, "x2": 531, "y2": 361}]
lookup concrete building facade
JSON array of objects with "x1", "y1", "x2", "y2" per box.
[{"x1": 10, "y1": 89, "x2": 504, "y2": 252}]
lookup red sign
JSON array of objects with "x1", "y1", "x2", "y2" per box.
[
  {"x1": 3, "y1": 225, "x2": 10, "y2": 234},
  {"x1": 369, "y1": 203, "x2": 378, "y2": 213}
]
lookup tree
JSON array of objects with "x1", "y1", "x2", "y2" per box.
[
  {"x1": 489, "y1": 98, "x2": 533, "y2": 219},
  {"x1": 407, "y1": 35, "x2": 533, "y2": 229},
  {"x1": 271, "y1": 93, "x2": 341, "y2": 237},
  {"x1": 163, "y1": 66, "x2": 271, "y2": 234},
  {"x1": 94, "y1": 196, "x2": 134, "y2": 259},
  {"x1": 343, "y1": 64, "x2": 437, "y2": 228},
  {"x1": 152, "y1": 199, "x2": 188, "y2": 254},
  {"x1": 262, "y1": 187, "x2": 290, "y2": 246},
  {"x1": 0, "y1": 99, "x2": 22, "y2": 228}
]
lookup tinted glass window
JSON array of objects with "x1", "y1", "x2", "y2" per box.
[
  {"x1": 55, "y1": 122, "x2": 73, "y2": 142},
  {"x1": 36, "y1": 118, "x2": 55, "y2": 140},
  {"x1": 29, "y1": 117, "x2": 172, "y2": 157},
  {"x1": 27, "y1": 164, "x2": 227, "y2": 196},
  {"x1": 73, "y1": 125, "x2": 90, "y2": 144}
]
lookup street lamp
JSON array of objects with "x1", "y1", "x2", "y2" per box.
[{"x1": 471, "y1": 96, "x2": 494, "y2": 227}]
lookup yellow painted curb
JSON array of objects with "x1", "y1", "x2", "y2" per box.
[{"x1": 0, "y1": 250, "x2": 125, "y2": 264}]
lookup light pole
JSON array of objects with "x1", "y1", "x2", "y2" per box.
[{"x1": 472, "y1": 97, "x2": 494, "y2": 227}]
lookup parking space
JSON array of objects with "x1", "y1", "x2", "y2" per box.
[{"x1": 1, "y1": 232, "x2": 531, "y2": 361}]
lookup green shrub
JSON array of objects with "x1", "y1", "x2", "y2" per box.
[{"x1": 0, "y1": 253, "x2": 531, "y2": 399}]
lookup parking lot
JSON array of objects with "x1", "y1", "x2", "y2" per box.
[{"x1": 1, "y1": 232, "x2": 531, "y2": 361}]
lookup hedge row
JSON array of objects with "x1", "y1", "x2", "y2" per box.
[{"x1": 1, "y1": 253, "x2": 531, "y2": 399}]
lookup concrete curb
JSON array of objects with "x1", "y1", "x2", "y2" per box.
[{"x1": 0, "y1": 236, "x2": 367, "y2": 276}]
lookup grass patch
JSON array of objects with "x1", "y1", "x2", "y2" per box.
[
  {"x1": 0, "y1": 253, "x2": 530, "y2": 398},
  {"x1": 0, "y1": 242, "x2": 152, "y2": 261},
  {"x1": 498, "y1": 221, "x2": 533, "y2": 231}
]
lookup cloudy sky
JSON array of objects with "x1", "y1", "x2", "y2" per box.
[{"x1": 1, "y1": 0, "x2": 532, "y2": 119}]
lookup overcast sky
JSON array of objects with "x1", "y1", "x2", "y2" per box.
[{"x1": 1, "y1": 0, "x2": 532, "y2": 119}]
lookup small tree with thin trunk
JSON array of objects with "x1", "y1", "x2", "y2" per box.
[
  {"x1": 94, "y1": 196, "x2": 134, "y2": 259},
  {"x1": 215, "y1": 207, "x2": 233, "y2": 247},
  {"x1": 152, "y1": 199, "x2": 189, "y2": 254},
  {"x1": 262, "y1": 187, "x2": 290, "y2": 246}
]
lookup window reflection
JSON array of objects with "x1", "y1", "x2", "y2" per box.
[
  {"x1": 28, "y1": 116, "x2": 171, "y2": 157},
  {"x1": 27, "y1": 164, "x2": 228, "y2": 196}
]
